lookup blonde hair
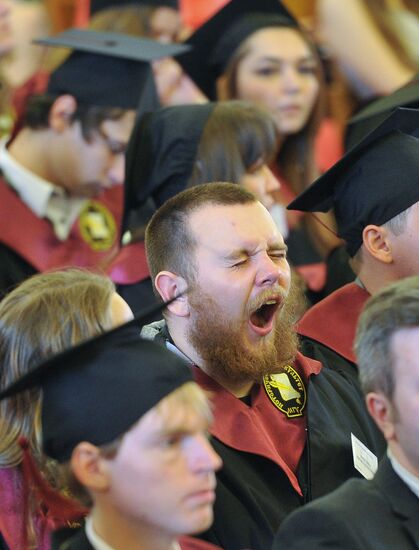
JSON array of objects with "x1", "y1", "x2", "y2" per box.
[{"x1": 0, "y1": 269, "x2": 115, "y2": 467}]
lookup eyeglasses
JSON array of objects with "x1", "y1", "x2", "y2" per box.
[{"x1": 97, "y1": 127, "x2": 128, "y2": 156}]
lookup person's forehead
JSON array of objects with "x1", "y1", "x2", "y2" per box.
[
  {"x1": 391, "y1": 326, "x2": 419, "y2": 379},
  {"x1": 243, "y1": 26, "x2": 311, "y2": 57},
  {"x1": 189, "y1": 201, "x2": 284, "y2": 249}
]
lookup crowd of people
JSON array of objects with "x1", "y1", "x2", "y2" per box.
[{"x1": 0, "y1": 0, "x2": 418, "y2": 549}]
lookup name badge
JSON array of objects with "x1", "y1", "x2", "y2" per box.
[{"x1": 351, "y1": 433, "x2": 378, "y2": 480}]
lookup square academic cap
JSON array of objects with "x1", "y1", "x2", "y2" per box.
[
  {"x1": 90, "y1": 0, "x2": 179, "y2": 14},
  {"x1": 34, "y1": 28, "x2": 190, "y2": 110},
  {"x1": 345, "y1": 74, "x2": 419, "y2": 149},
  {"x1": 0, "y1": 302, "x2": 192, "y2": 463},
  {"x1": 288, "y1": 107, "x2": 419, "y2": 257},
  {"x1": 177, "y1": 0, "x2": 297, "y2": 100}
]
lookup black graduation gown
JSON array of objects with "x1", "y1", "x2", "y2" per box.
[{"x1": 148, "y1": 323, "x2": 386, "y2": 550}]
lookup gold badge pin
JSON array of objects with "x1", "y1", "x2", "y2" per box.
[
  {"x1": 78, "y1": 201, "x2": 117, "y2": 251},
  {"x1": 263, "y1": 365, "x2": 306, "y2": 418}
]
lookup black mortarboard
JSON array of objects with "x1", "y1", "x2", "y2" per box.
[
  {"x1": 177, "y1": 0, "x2": 297, "y2": 100},
  {"x1": 287, "y1": 107, "x2": 419, "y2": 257},
  {"x1": 34, "y1": 29, "x2": 189, "y2": 110},
  {"x1": 345, "y1": 74, "x2": 419, "y2": 149},
  {"x1": 122, "y1": 103, "x2": 215, "y2": 236},
  {"x1": 0, "y1": 303, "x2": 192, "y2": 463},
  {"x1": 90, "y1": 0, "x2": 179, "y2": 15}
]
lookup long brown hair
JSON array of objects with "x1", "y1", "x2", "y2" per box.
[
  {"x1": 221, "y1": 23, "x2": 326, "y2": 194},
  {"x1": 0, "y1": 269, "x2": 115, "y2": 468}
]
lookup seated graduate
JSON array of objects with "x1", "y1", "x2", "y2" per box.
[
  {"x1": 0, "y1": 307, "x2": 222, "y2": 550},
  {"x1": 273, "y1": 275, "x2": 419, "y2": 549}
]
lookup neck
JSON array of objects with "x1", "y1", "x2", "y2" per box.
[
  {"x1": 8, "y1": 128, "x2": 54, "y2": 182},
  {"x1": 91, "y1": 505, "x2": 177, "y2": 550},
  {"x1": 167, "y1": 321, "x2": 254, "y2": 398},
  {"x1": 358, "y1": 266, "x2": 398, "y2": 296}
]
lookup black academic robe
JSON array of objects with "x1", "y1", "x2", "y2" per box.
[
  {"x1": 273, "y1": 456, "x2": 419, "y2": 549},
  {"x1": 148, "y1": 323, "x2": 386, "y2": 550}
]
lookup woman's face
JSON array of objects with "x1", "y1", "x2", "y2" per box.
[
  {"x1": 240, "y1": 159, "x2": 280, "y2": 210},
  {"x1": 234, "y1": 27, "x2": 320, "y2": 136}
]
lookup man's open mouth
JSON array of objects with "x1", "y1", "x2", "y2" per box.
[{"x1": 249, "y1": 298, "x2": 281, "y2": 334}]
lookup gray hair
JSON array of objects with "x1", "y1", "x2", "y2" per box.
[{"x1": 355, "y1": 275, "x2": 419, "y2": 399}]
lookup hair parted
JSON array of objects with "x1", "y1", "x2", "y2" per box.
[
  {"x1": 145, "y1": 182, "x2": 256, "y2": 285},
  {"x1": 189, "y1": 100, "x2": 277, "y2": 186},
  {"x1": 355, "y1": 275, "x2": 419, "y2": 399}
]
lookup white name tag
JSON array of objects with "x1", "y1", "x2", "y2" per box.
[{"x1": 351, "y1": 433, "x2": 378, "y2": 480}]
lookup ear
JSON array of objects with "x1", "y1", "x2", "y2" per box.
[
  {"x1": 365, "y1": 392, "x2": 395, "y2": 442},
  {"x1": 48, "y1": 95, "x2": 78, "y2": 132},
  {"x1": 362, "y1": 224, "x2": 393, "y2": 264},
  {"x1": 71, "y1": 442, "x2": 111, "y2": 494},
  {"x1": 154, "y1": 270, "x2": 190, "y2": 317}
]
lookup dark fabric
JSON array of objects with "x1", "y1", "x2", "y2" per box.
[
  {"x1": 0, "y1": 244, "x2": 37, "y2": 299},
  {"x1": 123, "y1": 103, "x2": 215, "y2": 234},
  {"x1": 273, "y1": 456, "x2": 419, "y2": 549},
  {"x1": 58, "y1": 528, "x2": 92, "y2": 550},
  {"x1": 149, "y1": 322, "x2": 386, "y2": 550},
  {"x1": 0, "y1": 320, "x2": 192, "y2": 463},
  {"x1": 288, "y1": 108, "x2": 419, "y2": 256}
]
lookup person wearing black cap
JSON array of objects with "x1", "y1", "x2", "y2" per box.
[
  {"x1": 0, "y1": 28, "x2": 187, "y2": 298},
  {"x1": 273, "y1": 275, "x2": 419, "y2": 549},
  {"x1": 177, "y1": 0, "x2": 343, "y2": 301},
  {"x1": 142, "y1": 182, "x2": 385, "y2": 550},
  {"x1": 0, "y1": 269, "x2": 222, "y2": 550},
  {"x1": 107, "y1": 100, "x2": 280, "y2": 314},
  {"x1": 292, "y1": 108, "x2": 419, "y2": 397}
]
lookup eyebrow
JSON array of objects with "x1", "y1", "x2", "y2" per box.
[
  {"x1": 256, "y1": 55, "x2": 317, "y2": 65},
  {"x1": 224, "y1": 242, "x2": 288, "y2": 260}
]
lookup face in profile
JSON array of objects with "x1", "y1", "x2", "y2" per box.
[
  {"x1": 103, "y1": 388, "x2": 221, "y2": 537},
  {"x1": 56, "y1": 110, "x2": 136, "y2": 198},
  {"x1": 387, "y1": 326, "x2": 419, "y2": 478},
  {"x1": 234, "y1": 27, "x2": 319, "y2": 136},
  {"x1": 240, "y1": 159, "x2": 280, "y2": 210}
]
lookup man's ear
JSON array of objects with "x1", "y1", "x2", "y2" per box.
[
  {"x1": 48, "y1": 95, "x2": 78, "y2": 132},
  {"x1": 366, "y1": 392, "x2": 395, "y2": 442},
  {"x1": 362, "y1": 224, "x2": 393, "y2": 264},
  {"x1": 71, "y1": 442, "x2": 111, "y2": 494},
  {"x1": 154, "y1": 271, "x2": 190, "y2": 317}
]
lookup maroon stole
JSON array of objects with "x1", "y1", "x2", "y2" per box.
[
  {"x1": 0, "y1": 178, "x2": 123, "y2": 273},
  {"x1": 297, "y1": 282, "x2": 370, "y2": 363},
  {"x1": 106, "y1": 241, "x2": 150, "y2": 284},
  {"x1": 192, "y1": 353, "x2": 322, "y2": 496}
]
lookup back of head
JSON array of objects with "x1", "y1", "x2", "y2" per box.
[
  {"x1": 145, "y1": 182, "x2": 256, "y2": 285},
  {"x1": 355, "y1": 275, "x2": 419, "y2": 400},
  {"x1": 0, "y1": 269, "x2": 115, "y2": 466}
]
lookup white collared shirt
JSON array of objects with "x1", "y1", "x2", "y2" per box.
[
  {"x1": 0, "y1": 139, "x2": 86, "y2": 240},
  {"x1": 388, "y1": 448, "x2": 419, "y2": 499}
]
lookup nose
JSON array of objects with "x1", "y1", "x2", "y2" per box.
[
  {"x1": 106, "y1": 153, "x2": 125, "y2": 187},
  {"x1": 282, "y1": 65, "x2": 302, "y2": 93},
  {"x1": 255, "y1": 252, "x2": 289, "y2": 288},
  {"x1": 188, "y1": 433, "x2": 223, "y2": 474},
  {"x1": 263, "y1": 166, "x2": 280, "y2": 193}
]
